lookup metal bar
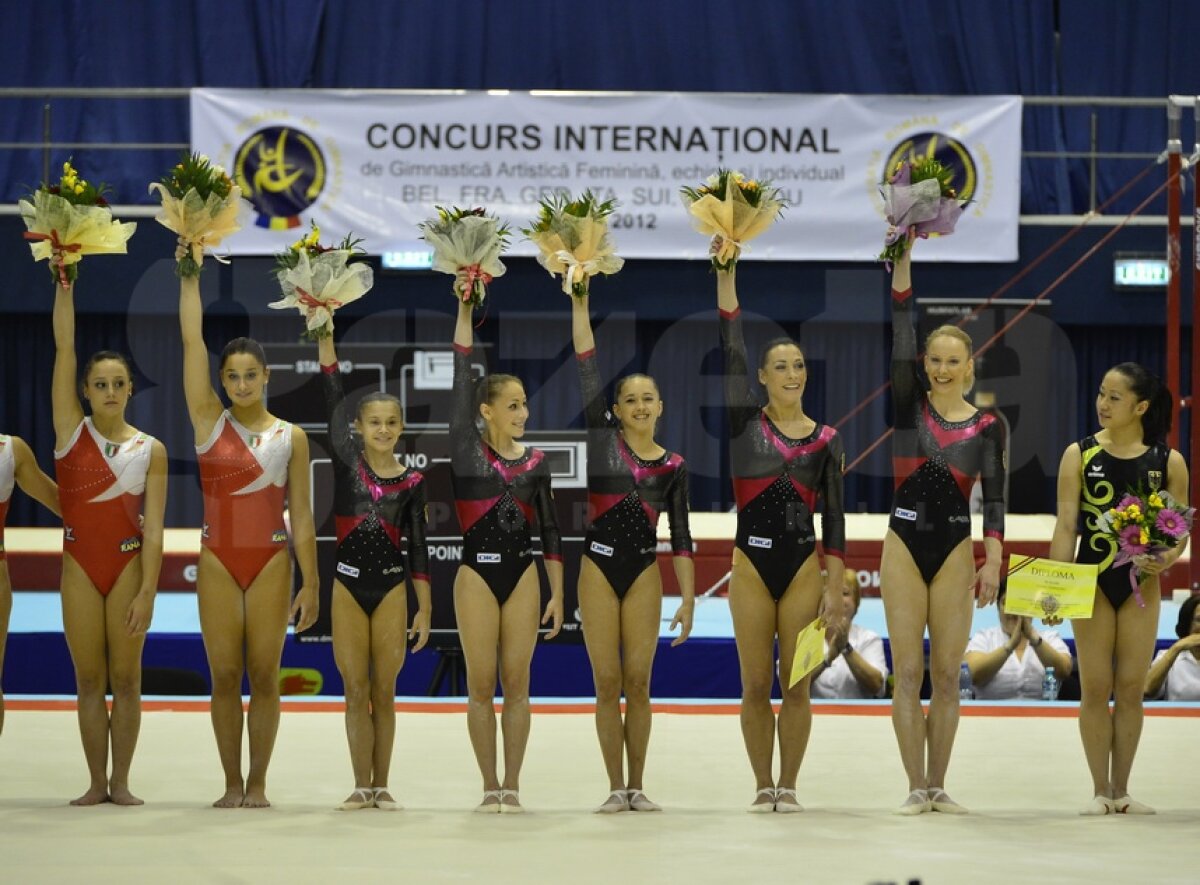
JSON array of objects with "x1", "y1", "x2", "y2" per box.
[
  {"x1": 1166, "y1": 100, "x2": 1182, "y2": 452},
  {"x1": 1190, "y1": 95, "x2": 1200, "y2": 592},
  {"x1": 1023, "y1": 151, "x2": 1160, "y2": 159},
  {"x1": 0, "y1": 88, "x2": 190, "y2": 98},
  {"x1": 40, "y1": 103, "x2": 50, "y2": 184},
  {"x1": 0, "y1": 141, "x2": 190, "y2": 150},
  {"x1": 1019, "y1": 215, "x2": 1192, "y2": 226},
  {"x1": 1089, "y1": 113, "x2": 1099, "y2": 213}
]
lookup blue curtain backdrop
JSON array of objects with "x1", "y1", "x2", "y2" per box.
[
  {"x1": 2, "y1": 0, "x2": 1195, "y2": 212},
  {"x1": 0, "y1": 0, "x2": 1194, "y2": 529}
]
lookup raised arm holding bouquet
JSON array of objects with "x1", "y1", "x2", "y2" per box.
[
  {"x1": 149, "y1": 153, "x2": 246, "y2": 278},
  {"x1": 19, "y1": 162, "x2": 135, "y2": 288},
  {"x1": 269, "y1": 225, "x2": 374, "y2": 339},
  {"x1": 878, "y1": 158, "x2": 966, "y2": 267},
  {"x1": 419, "y1": 206, "x2": 509, "y2": 308},
  {"x1": 523, "y1": 190, "x2": 623, "y2": 298},
  {"x1": 680, "y1": 169, "x2": 784, "y2": 271}
]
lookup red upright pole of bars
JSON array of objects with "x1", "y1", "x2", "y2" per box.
[
  {"x1": 1189, "y1": 95, "x2": 1200, "y2": 593},
  {"x1": 1166, "y1": 100, "x2": 1182, "y2": 453}
]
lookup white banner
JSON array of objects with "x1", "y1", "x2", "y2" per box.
[{"x1": 191, "y1": 90, "x2": 1022, "y2": 262}]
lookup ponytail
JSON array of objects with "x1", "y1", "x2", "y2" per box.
[{"x1": 1110, "y1": 362, "x2": 1173, "y2": 444}]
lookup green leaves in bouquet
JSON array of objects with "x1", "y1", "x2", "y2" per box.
[{"x1": 160, "y1": 152, "x2": 234, "y2": 202}]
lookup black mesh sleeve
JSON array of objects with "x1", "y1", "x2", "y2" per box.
[
  {"x1": 576, "y1": 349, "x2": 612, "y2": 431},
  {"x1": 666, "y1": 461, "x2": 693, "y2": 556},
  {"x1": 819, "y1": 429, "x2": 847, "y2": 558},
  {"x1": 979, "y1": 417, "x2": 1007, "y2": 540},
  {"x1": 890, "y1": 288, "x2": 925, "y2": 420},
  {"x1": 320, "y1": 364, "x2": 358, "y2": 468},
  {"x1": 532, "y1": 463, "x2": 561, "y2": 560},
  {"x1": 405, "y1": 476, "x2": 431, "y2": 579},
  {"x1": 719, "y1": 308, "x2": 760, "y2": 438}
]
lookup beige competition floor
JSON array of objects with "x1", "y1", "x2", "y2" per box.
[{"x1": 0, "y1": 701, "x2": 1196, "y2": 885}]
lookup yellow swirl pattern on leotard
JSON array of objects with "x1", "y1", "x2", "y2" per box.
[{"x1": 1079, "y1": 443, "x2": 1116, "y2": 570}]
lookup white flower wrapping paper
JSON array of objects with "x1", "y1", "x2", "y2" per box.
[
  {"x1": 269, "y1": 250, "x2": 375, "y2": 333},
  {"x1": 421, "y1": 213, "x2": 508, "y2": 304}
]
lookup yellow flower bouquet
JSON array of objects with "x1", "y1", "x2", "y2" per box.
[
  {"x1": 523, "y1": 191, "x2": 624, "y2": 298},
  {"x1": 19, "y1": 161, "x2": 135, "y2": 287},
  {"x1": 149, "y1": 153, "x2": 246, "y2": 278},
  {"x1": 419, "y1": 206, "x2": 510, "y2": 308},
  {"x1": 680, "y1": 169, "x2": 785, "y2": 271},
  {"x1": 269, "y1": 224, "x2": 374, "y2": 340}
]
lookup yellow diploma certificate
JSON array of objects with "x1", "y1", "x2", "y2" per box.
[
  {"x1": 1004, "y1": 557, "x2": 1098, "y2": 620},
  {"x1": 788, "y1": 618, "x2": 827, "y2": 688}
]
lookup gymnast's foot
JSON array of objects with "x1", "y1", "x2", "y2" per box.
[
  {"x1": 928, "y1": 788, "x2": 968, "y2": 814},
  {"x1": 108, "y1": 783, "x2": 144, "y2": 806},
  {"x1": 242, "y1": 784, "x2": 271, "y2": 809},
  {"x1": 213, "y1": 783, "x2": 245, "y2": 809},
  {"x1": 70, "y1": 784, "x2": 110, "y2": 806}
]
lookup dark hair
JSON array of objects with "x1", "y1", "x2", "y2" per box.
[
  {"x1": 220, "y1": 337, "x2": 268, "y2": 371},
  {"x1": 759, "y1": 337, "x2": 805, "y2": 370},
  {"x1": 475, "y1": 373, "x2": 524, "y2": 409},
  {"x1": 614, "y1": 373, "x2": 659, "y2": 401},
  {"x1": 356, "y1": 392, "x2": 404, "y2": 422},
  {"x1": 1175, "y1": 594, "x2": 1200, "y2": 640},
  {"x1": 80, "y1": 350, "x2": 133, "y2": 390},
  {"x1": 1109, "y1": 362, "x2": 1173, "y2": 444}
]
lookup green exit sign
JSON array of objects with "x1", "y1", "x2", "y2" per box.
[{"x1": 1113, "y1": 253, "x2": 1169, "y2": 290}]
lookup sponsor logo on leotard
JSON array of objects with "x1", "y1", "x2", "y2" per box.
[
  {"x1": 477, "y1": 552, "x2": 502, "y2": 564},
  {"x1": 748, "y1": 535, "x2": 773, "y2": 549},
  {"x1": 1087, "y1": 465, "x2": 1104, "y2": 477},
  {"x1": 589, "y1": 541, "x2": 615, "y2": 557},
  {"x1": 64, "y1": 525, "x2": 76, "y2": 542},
  {"x1": 948, "y1": 514, "x2": 970, "y2": 524},
  {"x1": 382, "y1": 564, "x2": 404, "y2": 576},
  {"x1": 201, "y1": 522, "x2": 210, "y2": 540},
  {"x1": 119, "y1": 536, "x2": 142, "y2": 553},
  {"x1": 336, "y1": 562, "x2": 360, "y2": 578},
  {"x1": 271, "y1": 529, "x2": 288, "y2": 543},
  {"x1": 894, "y1": 507, "x2": 918, "y2": 521}
]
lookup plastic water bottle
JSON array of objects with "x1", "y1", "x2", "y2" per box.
[
  {"x1": 959, "y1": 662, "x2": 974, "y2": 700},
  {"x1": 1042, "y1": 666, "x2": 1059, "y2": 702}
]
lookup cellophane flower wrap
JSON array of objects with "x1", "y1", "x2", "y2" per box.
[
  {"x1": 522, "y1": 191, "x2": 624, "y2": 298},
  {"x1": 878, "y1": 158, "x2": 965, "y2": 267},
  {"x1": 269, "y1": 225, "x2": 373, "y2": 340},
  {"x1": 148, "y1": 152, "x2": 246, "y2": 278},
  {"x1": 1098, "y1": 486, "x2": 1194, "y2": 607},
  {"x1": 680, "y1": 169, "x2": 784, "y2": 271},
  {"x1": 18, "y1": 161, "x2": 135, "y2": 287},
  {"x1": 419, "y1": 206, "x2": 509, "y2": 308}
]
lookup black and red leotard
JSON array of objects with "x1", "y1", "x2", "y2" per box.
[
  {"x1": 322, "y1": 362, "x2": 430, "y2": 616},
  {"x1": 576, "y1": 349, "x2": 692, "y2": 599},
  {"x1": 888, "y1": 286, "x2": 1006, "y2": 584},
  {"x1": 450, "y1": 342, "x2": 562, "y2": 604},
  {"x1": 719, "y1": 307, "x2": 846, "y2": 601}
]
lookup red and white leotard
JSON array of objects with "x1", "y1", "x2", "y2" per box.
[
  {"x1": 54, "y1": 419, "x2": 154, "y2": 595},
  {"x1": 0, "y1": 434, "x2": 14, "y2": 561},
  {"x1": 196, "y1": 411, "x2": 292, "y2": 591}
]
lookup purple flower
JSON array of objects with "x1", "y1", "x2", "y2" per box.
[
  {"x1": 1156, "y1": 508, "x2": 1190, "y2": 540},
  {"x1": 1116, "y1": 494, "x2": 1143, "y2": 512},
  {"x1": 1118, "y1": 524, "x2": 1148, "y2": 554}
]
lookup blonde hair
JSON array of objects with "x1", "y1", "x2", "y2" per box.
[{"x1": 924, "y1": 325, "x2": 974, "y2": 389}]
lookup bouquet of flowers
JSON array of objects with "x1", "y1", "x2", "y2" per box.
[
  {"x1": 1100, "y1": 486, "x2": 1195, "y2": 607},
  {"x1": 18, "y1": 161, "x2": 136, "y2": 287},
  {"x1": 878, "y1": 157, "x2": 965, "y2": 267},
  {"x1": 523, "y1": 190, "x2": 623, "y2": 298},
  {"x1": 268, "y1": 224, "x2": 373, "y2": 340},
  {"x1": 149, "y1": 152, "x2": 245, "y2": 278},
  {"x1": 680, "y1": 169, "x2": 785, "y2": 271},
  {"x1": 418, "y1": 206, "x2": 509, "y2": 308}
]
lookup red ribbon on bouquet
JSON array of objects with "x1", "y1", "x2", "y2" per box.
[
  {"x1": 458, "y1": 263, "x2": 493, "y2": 302},
  {"x1": 23, "y1": 229, "x2": 81, "y2": 288}
]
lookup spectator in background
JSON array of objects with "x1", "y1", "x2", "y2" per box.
[
  {"x1": 1144, "y1": 595, "x2": 1200, "y2": 701},
  {"x1": 812, "y1": 571, "x2": 888, "y2": 699},
  {"x1": 965, "y1": 585, "x2": 1073, "y2": 700}
]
